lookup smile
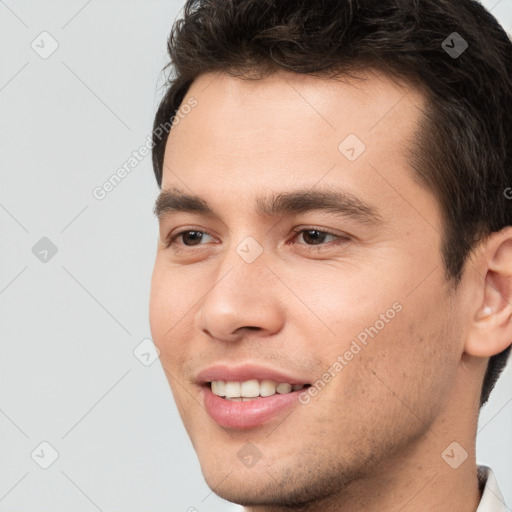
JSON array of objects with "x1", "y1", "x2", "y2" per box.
[{"x1": 210, "y1": 379, "x2": 309, "y2": 400}]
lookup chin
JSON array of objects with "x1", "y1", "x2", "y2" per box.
[
  {"x1": 201, "y1": 472, "x2": 340, "y2": 510},
  {"x1": 198, "y1": 456, "x2": 287, "y2": 506},
  {"x1": 201, "y1": 475, "x2": 291, "y2": 508},
  {"x1": 198, "y1": 451, "x2": 351, "y2": 510}
]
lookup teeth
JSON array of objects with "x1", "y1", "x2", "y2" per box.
[
  {"x1": 260, "y1": 379, "x2": 276, "y2": 397},
  {"x1": 241, "y1": 379, "x2": 260, "y2": 397},
  {"x1": 210, "y1": 379, "x2": 306, "y2": 398},
  {"x1": 225, "y1": 381, "x2": 241, "y2": 398},
  {"x1": 276, "y1": 382, "x2": 292, "y2": 394},
  {"x1": 216, "y1": 380, "x2": 226, "y2": 396}
]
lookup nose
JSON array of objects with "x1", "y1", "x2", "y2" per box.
[{"x1": 195, "y1": 249, "x2": 285, "y2": 343}]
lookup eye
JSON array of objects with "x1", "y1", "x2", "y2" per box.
[
  {"x1": 162, "y1": 227, "x2": 349, "y2": 252},
  {"x1": 164, "y1": 229, "x2": 215, "y2": 249},
  {"x1": 294, "y1": 229, "x2": 337, "y2": 245},
  {"x1": 290, "y1": 228, "x2": 349, "y2": 249}
]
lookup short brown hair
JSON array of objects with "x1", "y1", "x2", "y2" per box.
[{"x1": 152, "y1": 0, "x2": 512, "y2": 406}]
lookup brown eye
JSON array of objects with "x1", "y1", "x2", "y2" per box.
[
  {"x1": 299, "y1": 229, "x2": 336, "y2": 245},
  {"x1": 165, "y1": 230, "x2": 215, "y2": 249},
  {"x1": 180, "y1": 231, "x2": 205, "y2": 246},
  {"x1": 295, "y1": 229, "x2": 338, "y2": 246}
]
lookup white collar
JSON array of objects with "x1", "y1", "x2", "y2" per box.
[{"x1": 476, "y1": 465, "x2": 507, "y2": 511}]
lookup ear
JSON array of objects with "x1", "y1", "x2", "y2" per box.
[{"x1": 465, "y1": 227, "x2": 512, "y2": 357}]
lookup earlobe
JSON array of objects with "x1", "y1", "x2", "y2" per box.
[
  {"x1": 466, "y1": 278, "x2": 512, "y2": 357},
  {"x1": 474, "y1": 305, "x2": 494, "y2": 321},
  {"x1": 464, "y1": 227, "x2": 512, "y2": 358}
]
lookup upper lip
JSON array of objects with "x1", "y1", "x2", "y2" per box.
[{"x1": 196, "y1": 363, "x2": 311, "y2": 385}]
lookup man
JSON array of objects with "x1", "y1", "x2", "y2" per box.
[{"x1": 149, "y1": 0, "x2": 511, "y2": 510}]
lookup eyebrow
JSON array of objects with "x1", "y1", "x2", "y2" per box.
[{"x1": 154, "y1": 186, "x2": 383, "y2": 225}]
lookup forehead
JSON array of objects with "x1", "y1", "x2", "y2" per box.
[
  {"x1": 160, "y1": 68, "x2": 435, "y2": 228},
  {"x1": 163, "y1": 68, "x2": 425, "y2": 172},
  {"x1": 178, "y1": 67, "x2": 423, "y2": 130}
]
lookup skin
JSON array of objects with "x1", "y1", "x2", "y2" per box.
[{"x1": 149, "y1": 68, "x2": 512, "y2": 511}]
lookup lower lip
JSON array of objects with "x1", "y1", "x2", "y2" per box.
[{"x1": 202, "y1": 386, "x2": 305, "y2": 429}]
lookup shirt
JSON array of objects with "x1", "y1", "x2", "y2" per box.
[{"x1": 476, "y1": 465, "x2": 507, "y2": 511}]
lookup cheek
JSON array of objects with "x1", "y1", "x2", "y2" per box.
[
  {"x1": 339, "y1": 296, "x2": 459, "y2": 425},
  {"x1": 297, "y1": 265, "x2": 456, "y2": 415},
  {"x1": 286, "y1": 262, "x2": 403, "y2": 351},
  {"x1": 149, "y1": 271, "x2": 199, "y2": 422},
  {"x1": 149, "y1": 260, "x2": 201, "y2": 327},
  {"x1": 149, "y1": 263, "x2": 196, "y2": 366}
]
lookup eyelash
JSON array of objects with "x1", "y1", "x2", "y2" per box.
[{"x1": 163, "y1": 227, "x2": 349, "y2": 251}]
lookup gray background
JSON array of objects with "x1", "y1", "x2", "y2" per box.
[{"x1": 0, "y1": 1, "x2": 510, "y2": 510}]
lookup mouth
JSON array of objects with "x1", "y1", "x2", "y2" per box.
[
  {"x1": 200, "y1": 378, "x2": 312, "y2": 429},
  {"x1": 196, "y1": 364, "x2": 314, "y2": 429}
]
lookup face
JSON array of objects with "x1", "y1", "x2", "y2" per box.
[{"x1": 149, "y1": 69, "x2": 468, "y2": 507}]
